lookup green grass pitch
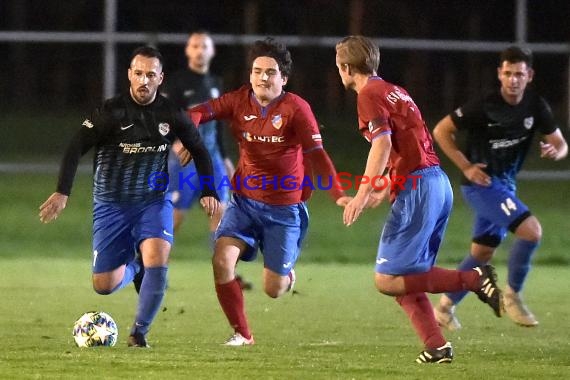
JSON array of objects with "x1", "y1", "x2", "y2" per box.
[{"x1": 1, "y1": 172, "x2": 569, "y2": 378}]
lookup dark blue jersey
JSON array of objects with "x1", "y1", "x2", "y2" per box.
[
  {"x1": 451, "y1": 89, "x2": 558, "y2": 189},
  {"x1": 162, "y1": 69, "x2": 226, "y2": 157},
  {"x1": 56, "y1": 93, "x2": 217, "y2": 203}
]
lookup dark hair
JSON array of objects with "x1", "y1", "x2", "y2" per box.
[
  {"x1": 500, "y1": 46, "x2": 533, "y2": 67},
  {"x1": 130, "y1": 46, "x2": 164, "y2": 68},
  {"x1": 248, "y1": 37, "x2": 293, "y2": 77}
]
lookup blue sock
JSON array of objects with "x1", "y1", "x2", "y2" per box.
[
  {"x1": 508, "y1": 239, "x2": 539, "y2": 292},
  {"x1": 447, "y1": 254, "x2": 485, "y2": 305},
  {"x1": 131, "y1": 266, "x2": 168, "y2": 336},
  {"x1": 109, "y1": 260, "x2": 140, "y2": 293}
]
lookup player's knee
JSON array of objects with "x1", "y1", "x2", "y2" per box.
[
  {"x1": 92, "y1": 277, "x2": 117, "y2": 295},
  {"x1": 473, "y1": 249, "x2": 494, "y2": 262},
  {"x1": 515, "y1": 216, "x2": 542, "y2": 243},
  {"x1": 212, "y1": 255, "x2": 237, "y2": 284},
  {"x1": 375, "y1": 283, "x2": 394, "y2": 296},
  {"x1": 264, "y1": 288, "x2": 280, "y2": 298},
  {"x1": 528, "y1": 221, "x2": 542, "y2": 242},
  {"x1": 470, "y1": 241, "x2": 496, "y2": 262},
  {"x1": 263, "y1": 284, "x2": 284, "y2": 298},
  {"x1": 92, "y1": 284, "x2": 114, "y2": 295},
  {"x1": 262, "y1": 276, "x2": 288, "y2": 298},
  {"x1": 526, "y1": 231, "x2": 542, "y2": 243},
  {"x1": 212, "y1": 253, "x2": 231, "y2": 272},
  {"x1": 374, "y1": 274, "x2": 398, "y2": 296}
]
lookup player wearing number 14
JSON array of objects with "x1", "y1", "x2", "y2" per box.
[{"x1": 433, "y1": 46, "x2": 568, "y2": 329}]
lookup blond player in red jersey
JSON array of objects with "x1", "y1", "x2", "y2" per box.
[{"x1": 335, "y1": 35, "x2": 504, "y2": 363}]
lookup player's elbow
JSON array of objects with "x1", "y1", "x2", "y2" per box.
[
  {"x1": 433, "y1": 117, "x2": 455, "y2": 145},
  {"x1": 432, "y1": 123, "x2": 446, "y2": 146}
]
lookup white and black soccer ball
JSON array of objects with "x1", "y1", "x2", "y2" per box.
[{"x1": 72, "y1": 311, "x2": 118, "y2": 347}]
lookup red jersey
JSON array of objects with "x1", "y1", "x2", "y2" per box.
[
  {"x1": 357, "y1": 77, "x2": 439, "y2": 178},
  {"x1": 191, "y1": 85, "x2": 324, "y2": 205}
]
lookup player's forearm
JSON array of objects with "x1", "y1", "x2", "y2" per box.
[
  {"x1": 216, "y1": 124, "x2": 229, "y2": 158},
  {"x1": 305, "y1": 148, "x2": 346, "y2": 201},
  {"x1": 433, "y1": 117, "x2": 472, "y2": 171},
  {"x1": 187, "y1": 103, "x2": 213, "y2": 127},
  {"x1": 356, "y1": 135, "x2": 391, "y2": 197},
  {"x1": 56, "y1": 130, "x2": 91, "y2": 195},
  {"x1": 181, "y1": 140, "x2": 219, "y2": 200},
  {"x1": 440, "y1": 142, "x2": 472, "y2": 171},
  {"x1": 56, "y1": 160, "x2": 79, "y2": 196}
]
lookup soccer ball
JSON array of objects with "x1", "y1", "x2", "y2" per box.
[{"x1": 72, "y1": 311, "x2": 118, "y2": 347}]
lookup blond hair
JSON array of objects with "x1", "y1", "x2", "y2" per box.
[{"x1": 335, "y1": 35, "x2": 379, "y2": 75}]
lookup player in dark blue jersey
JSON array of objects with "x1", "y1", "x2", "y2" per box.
[
  {"x1": 162, "y1": 31, "x2": 252, "y2": 290},
  {"x1": 39, "y1": 46, "x2": 220, "y2": 348},
  {"x1": 433, "y1": 46, "x2": 568, "y2": 330}
]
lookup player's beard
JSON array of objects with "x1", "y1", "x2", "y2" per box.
[{"x1": 134, "y1": 86, "x2": 153, "y2": 104}]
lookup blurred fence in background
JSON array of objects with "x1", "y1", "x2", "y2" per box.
[{"x1": 1, "y1": 0, "x2": 569, "y2": 172}]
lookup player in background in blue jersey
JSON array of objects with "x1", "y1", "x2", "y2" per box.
[
  {"x1": 162, "y1": 31, "x2": 252, "y2": 290},
  {"x1": 433, "y1": 46, "x2": 567, "y2": 330},
  {"x1": 39, "y1": 46, "x2": 220, "y2": 348}
]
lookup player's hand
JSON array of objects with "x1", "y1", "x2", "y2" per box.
[
  {"x1": 39, "y1": 192, "x2": 68, "y2": 223},
  {"x1": 336, "y1": 196, "x2": 352, "y2": 207},
  {"x1": 540, "y1": 141, "x2": 559, "y2": 160},
  {"x1": 343, "y1": 193, "x2": 369, "y2": 226},
  {"x1": 463, "y1": 163, "x2": 491, "y2": 187},
  {"x1": 177, "y1": 146, "x2": 193, "y2": 166},
  {"x1": 366, "y1": 186, "x2": 389, "y2": 208},
  {"x1": 200, "y1": 196, "x2": 220, "y2": 218}
]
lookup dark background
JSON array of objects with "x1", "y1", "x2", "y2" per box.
[{"x1": 1, "y1": 0, "x2": 569, "y2": 166}]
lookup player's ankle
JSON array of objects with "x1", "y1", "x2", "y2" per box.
[{"x1": 438, "y1": 295, "x2": 454, "y2": 311}]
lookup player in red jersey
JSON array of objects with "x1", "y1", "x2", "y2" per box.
[
  {"x1": 335, "y1": 35, "x2": 504, "y2": 363},
  {"x1": 184, "y1": 38, "x2": 349, "y2": 345}
]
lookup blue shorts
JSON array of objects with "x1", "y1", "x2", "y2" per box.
[
  {"x1": 92, "y1": 198, "x2": 174, "y2": 273},
  {"x1": 215, "y1": 194, "x2": 309, "y2": 275},
  {"x1": 167, "y1": 150, "x2": 230, "y2": 209},
  {"x1": 461, "y1": 178, "x2": 530, "y2": 247},
  {"x1": 375, "y1": 166, "x2": 453, "y2": 275}
]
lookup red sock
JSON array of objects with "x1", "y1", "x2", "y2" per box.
[
  {"x1": 403, "y1": 266, "x2": 479, "y2": 294},
  {"x1": 215, "y1": 279, "x2": 251, "y2": 339},
  {"x1": 396, "y1": 293, "x2": 446, "y2": 349}
]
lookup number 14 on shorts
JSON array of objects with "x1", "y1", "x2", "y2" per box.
[{"x1": 500, "y1": 197, "x2": 517, "y2": 216}]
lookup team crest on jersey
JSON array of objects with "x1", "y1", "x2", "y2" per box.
[
  {"x1": 523, "y1": 116, "x2": 534, "y2": 130},
  {"x1": 82, "y1": 119, "x2": 94, "y2": 129},
  {"x1": 158, "y1": 122, "x2": 170, "y2": 136},
  {"x1": 271, "y1": 114, "x2": 283, "y2": 130}
]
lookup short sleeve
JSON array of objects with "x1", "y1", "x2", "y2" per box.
[
  {"x1": 449, "y1": 98, "x2": 483, "y2": 131},
  {"x1": 357, "y1": 90, "x2": 391, "y2": 142}
]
